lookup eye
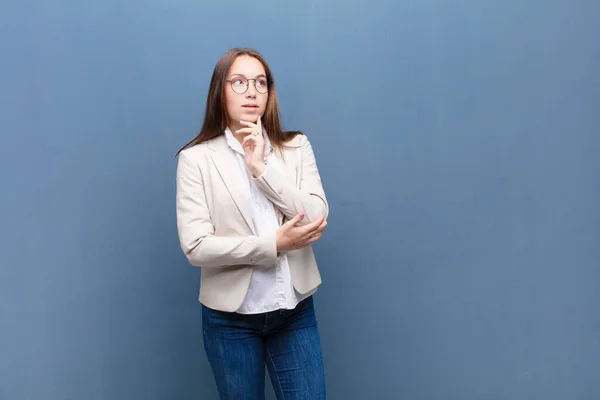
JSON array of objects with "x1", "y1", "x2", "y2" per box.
[
  {"x1": 232, "y1": 79, "x2": 245, "y2": 85},
  {"x1": 256, "y1": 78, "x2": 268, "y2": 87}
]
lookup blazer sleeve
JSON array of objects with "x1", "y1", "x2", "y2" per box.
[
  {"x1": 176, "y1": 150, "x2": 278, "y2": 268},
  {"x1": 252, "y1": 135, "x2": 328, "y2": 224}
]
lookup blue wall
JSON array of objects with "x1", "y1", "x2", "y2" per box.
[{"x1": 1, "y1": 1, "x2": 599, "y2": 399}]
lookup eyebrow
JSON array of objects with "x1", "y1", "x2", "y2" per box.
[{"x1": 228, "y1": 73, "x2": 267, "y2": 79}]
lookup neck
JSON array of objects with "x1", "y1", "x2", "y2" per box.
[{"x1": 228, "y1": 121, "x2": 245, "y2": 144}]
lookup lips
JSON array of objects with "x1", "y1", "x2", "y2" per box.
[{"x1": 242, "y1": 104, "x2": 259, "y2": 108}]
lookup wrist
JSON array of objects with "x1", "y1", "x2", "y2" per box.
[
  {"x1": 248, "y1": 162, "x2": 266, "y2": 178},
  {"x1": 275, "y1": 231, "x2": 287, "y2": 253}
]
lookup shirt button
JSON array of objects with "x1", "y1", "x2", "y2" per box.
[
  {"x1": 277, "y1": 189, "x2": 283, "y2": 194},
  {"x1": 251, "y1": 259, "x2": 256, "y2": 264}
]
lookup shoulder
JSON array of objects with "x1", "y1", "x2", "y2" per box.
[
  {"x1": 178, "y1": 134, "x2": 226, "y2": 162},
  {"x1": 178, "y1": 142, "x2": 209, "y2": 163},
  {"x1": 283, "y1": 131, "x2": 309, "y2": 147},
  {"x1": 278, "y1": 132, "x2": 321, "y2": 166}
]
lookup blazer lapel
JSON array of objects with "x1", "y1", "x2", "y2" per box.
[{"x1": 208, "y1": 137, "x2": 256, "y2": 235}]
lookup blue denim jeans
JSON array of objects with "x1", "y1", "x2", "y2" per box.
[{"x1": 201, "y1": 296, "x2": 326, "y2": 399}]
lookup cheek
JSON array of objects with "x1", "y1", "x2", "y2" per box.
[{"x1": 225, "y1": 93, "x2": 238, "y2": 114}]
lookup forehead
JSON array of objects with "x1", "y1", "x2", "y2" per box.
[{"x1": 228, "y1": 55, "x2": 266, "y2": 77}]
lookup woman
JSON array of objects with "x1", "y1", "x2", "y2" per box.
[{"x1": 175, "y1": 48, "x2": 329, "y2": 399}]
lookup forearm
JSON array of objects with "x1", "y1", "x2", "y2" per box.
[
  {"x1": 180, "y1": 232, "x2": 278, "y2": 268},
  {"x1": 251, "y1": 163, "x2": 328, "y2": 223},
  {"x1": 248, "y1": 136, "x2": 329, "y2": 225},
  {"x1": 177, "y1": 151, "x2": 278, "y2": 268}
]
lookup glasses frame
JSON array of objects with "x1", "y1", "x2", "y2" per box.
[{"x1": 225, "y1": 77, "x2": 271, "y2": 94}]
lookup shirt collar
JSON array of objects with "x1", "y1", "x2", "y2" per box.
[{"x1": 224, "y1": 126, "x2": 273, "y2": 157}]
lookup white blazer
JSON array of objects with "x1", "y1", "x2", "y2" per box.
[{"x1": 176, "y1": 133, "x2": 328, "y2": 312}]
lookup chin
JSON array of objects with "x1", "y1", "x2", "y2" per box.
[{"x1": 243, "y1": 112, "x2": 261, "y2": 120}]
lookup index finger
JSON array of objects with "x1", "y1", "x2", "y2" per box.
[{"x1": 239, "y1": 120, "x2": 256, "y2": 128}]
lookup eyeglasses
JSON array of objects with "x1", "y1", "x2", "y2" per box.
[{"x1": 225, "y1": 77, "x2": 270, "y2": 94}]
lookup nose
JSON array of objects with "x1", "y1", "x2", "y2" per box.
[{"x1": 246, "y1": 80, "x2": 257, "y2": 98}]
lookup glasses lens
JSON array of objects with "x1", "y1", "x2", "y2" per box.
[
  {"x1": 255, "y1": 78, "x2": 269, "y2": 94},
  {"x1": 231, "y1": 79, "x2": 247, "y2": 94}
]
